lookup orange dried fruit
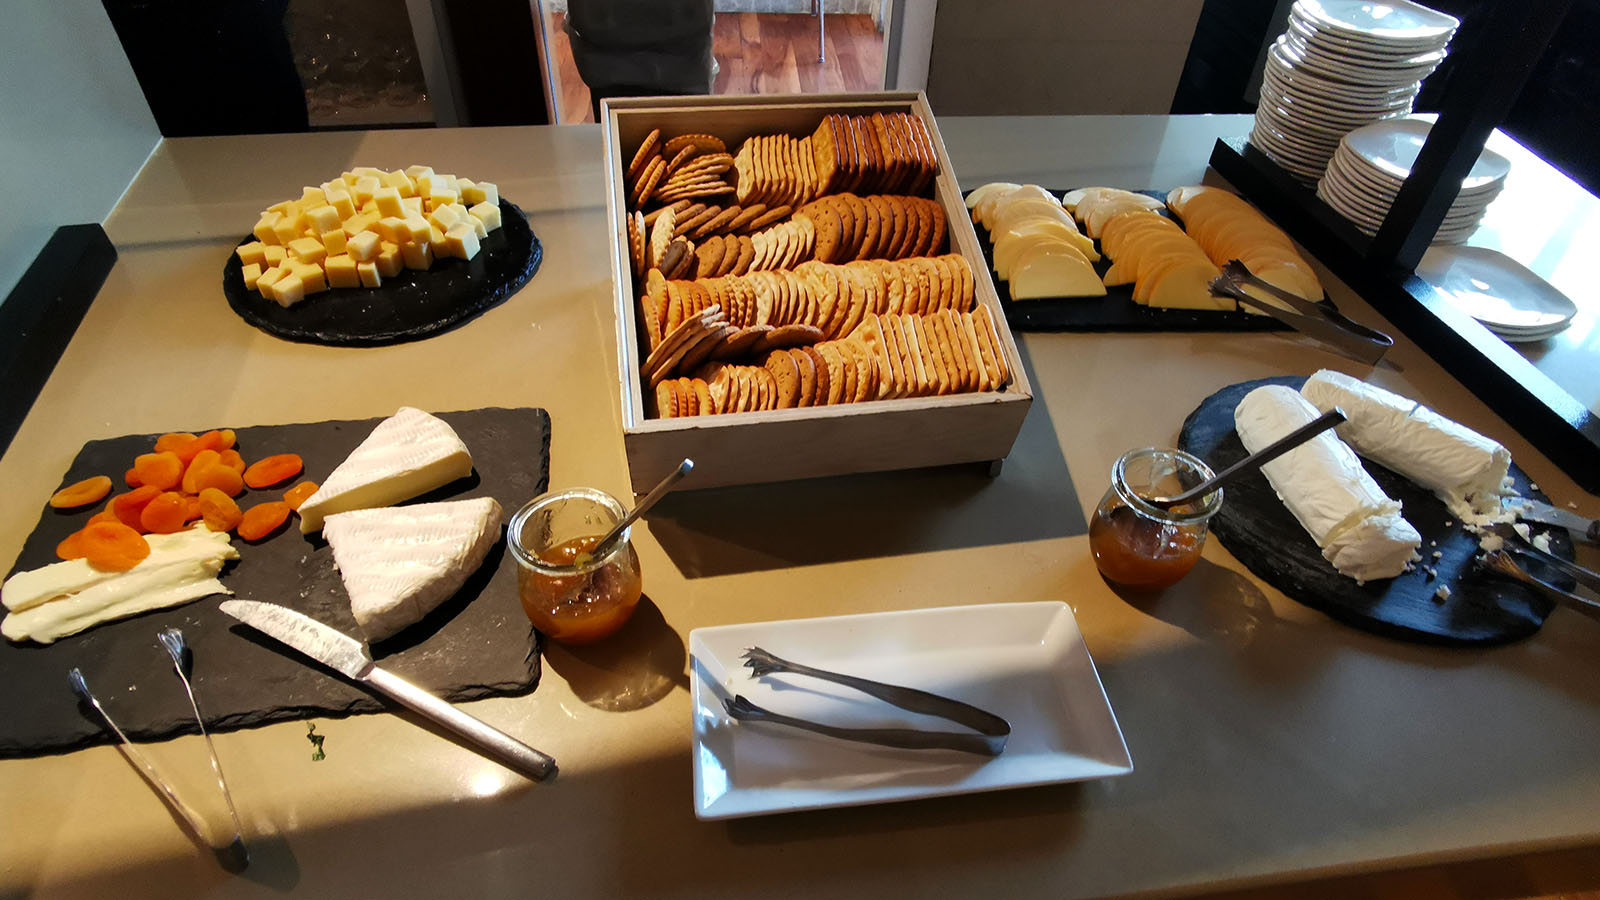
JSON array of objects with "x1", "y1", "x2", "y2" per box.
[
  {"x1": 133, "y1": 452, "x2": 184, "y2": 491},
  {"x1": 243, "y1": 454, "x2": 303, "y2": 489},
  {"x1": 139, "y1": 491, "x2": 190, "y2": 534},
  {"x1": 56, "y1": 528, "x2": 91, "y2": 560},
  {"x1": 49, "y1": 476, "x2": 113, "y2": 509},
  {"x1": 181, "y1": 449, "x2": 222, "y2": 494},
  {"x1": 80, "y1": 521, "x2": 150, "y2": 571},
  {"x1": 283, "y1": 480, "x2": 319, "y2": 510},
  {"x1": 87, "y1": 511, "x2": 121, "y2": 527},
  {"x1": 212, "y1": 429, "x2": 237, "y2": 451},
  {"x1": 185, "y1": 495, "x2": 203, "y2": 521},
  {"x1": 219, "y1": 449, "x2": 246, "y2": 474},
  {"x1": 237, "y1": 501, "x2": 291, "y2": 541},
  {"x1": 110, "y1": 486, "x2": 162, "y2": 533},
  {"x1": 125, "y1": 467, "x2": 143, "y2": 488},
  {"x1": 198, "y1": 488, "x2": 243, "y2": 533},
  {"x1": 154, "y1": 432, "x2": 197, "y2": 454},
  {"x1": 195, "y1": 463, "x2": 244, "y2": 497}
]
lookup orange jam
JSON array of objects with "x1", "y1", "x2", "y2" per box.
[
  {"x1": 1089, "y1": 504, "x2": 1207, "y2": 590},
  {"x1": 518, "y1": 534, "x2": 643, "y2": 645}
]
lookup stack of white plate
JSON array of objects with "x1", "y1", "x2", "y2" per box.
[
  {"x1": 1252, "y1": 0, "x2": 1459, "y2": 185},
  {"x1": 1317, "y1": 117, "x2": 1509, "y2": 243},
  {"x1": 1415, "y1": 246, "x2": 1577, "y2": 342}
]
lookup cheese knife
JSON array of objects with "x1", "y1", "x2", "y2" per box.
[
  {"x1": 219, "y1": 600, "x2": 557, "y2": 782},
  {"x1": 1509, "y1": 498, "x2": 1599, "y2": 544}
]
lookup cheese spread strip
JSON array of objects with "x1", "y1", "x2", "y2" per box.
[
  {"x1": 1236, "y1": 385, "x2": 1420, "y2": 582},
  {"x1": 1300, "y1": 370, "x2": 1512, "y2": 522}
]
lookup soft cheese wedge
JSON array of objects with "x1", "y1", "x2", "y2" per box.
[
  {"x1": 323, "y1": 497, "x2": 503, "y2": 641},
  {"x1": 1236, "y1": 385, "x2": 1421, "y2": 582},
  {"x1": 2, "y1": 527, "x2": 238, "y2": 644},
  {"x1": 1010, "y1": 245, "x2": 1105, "y2": 299},
  {"x1": 297, "y1": 407, "x2": 474, "y2": 533}
]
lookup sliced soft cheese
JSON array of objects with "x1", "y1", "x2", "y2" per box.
[
  {"x1": 323, "y1": 497, "x2": 503, "y2": 641},
  {"x1": 2, "y1": 527, "x2": 238, "y2": 644},
  {"x1": 1300, "y1": 369, "x2": 1513, "y2": 522},
  {"x1": 1010, "y1": 246, "x2": 1105, "y2": 299},
  {"x1": 1236, "y1": 385, "x2": 1420, "y2": 582},
  {"x1": 297, "y1": 407, "x2": 474, "y2": 533}
]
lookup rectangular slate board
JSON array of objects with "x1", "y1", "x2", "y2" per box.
[
  {"x1": 0, "y1": 407, "x2": 550, "y2": 758},
  {"x1": 968, "y1": 187, "x2": 1326, "y2": 333}
]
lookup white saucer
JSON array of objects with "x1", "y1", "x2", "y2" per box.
[
  {"x1": 1415, "y1": 245, "x2": 1579, "y2": 334},
  {"x1": 1293, "y1": 0, "x2": 1459, "y2": 45},
  {"x1": 1343, "y1": 117, "x2": 1512, "y2": 189}
]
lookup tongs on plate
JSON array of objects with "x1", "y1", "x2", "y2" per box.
[
  {"x1": 1210, "y1": 260, "x2": 1394, "y2": 364},
  {"x1": 723, "y1": 647, "x2": 1011, "y2": 756}
]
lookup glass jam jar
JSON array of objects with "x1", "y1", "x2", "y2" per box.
[
  {"x1": 1089, "y1": 447, "x2": 1223, "y2": 590},
  {"x1": 507, "y1": 487, "x2": 643, "y2": 645}
]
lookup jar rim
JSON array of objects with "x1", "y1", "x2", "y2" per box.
[
  {"x1": 1110, "y1": 447, "x2": 1224, "y2": 524},
  {"x1": 506, "y1": 486, "x2": 632, "y2": 576}
]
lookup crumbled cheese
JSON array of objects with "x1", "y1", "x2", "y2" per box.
[
  {"x1": 1434, "y1": 585, "x2": 1451, "y2": 602},
  {"x1": 1532, "y1": 532, "x2": 1553, "y2": 553},
  {"x1": 1432, "y1": 550, "x2": 1442, "y2": 558},
  {"x1": 1479, "y1": 534, "x2": 1505, "y2": 552}
]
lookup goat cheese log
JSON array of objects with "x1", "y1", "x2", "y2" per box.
[
  {"x1": 1236, "y1": 385, "x2": 1421, "y2": 582},
  {"x1": 1300, "y1": 370, "x2": 1512, "y2": 523}
]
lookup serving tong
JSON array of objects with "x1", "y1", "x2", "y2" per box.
[
  {"x1": 723, "y1": 647, "x2": 1011, "y2": 756},
  {"x1": 1210, "y1": 261, "x2": 1395, "y2": 364},
  {"x1": 68, "y1": 629, "x2": 248, "y2": 871}
]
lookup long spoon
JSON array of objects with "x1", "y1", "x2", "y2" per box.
[
  {"x1": 1149, "y1": 408, "x2": 1346, "y2": 509},
  {"x1": 574, "y1": 458, "x2": 693, "y2": 566}
]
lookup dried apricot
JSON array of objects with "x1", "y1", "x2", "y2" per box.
[
  {"x1": 212, "y1": 429, "x2": 237, "y2": 451},
  {"x1": 140, "y1": 491, "x2": 190, "y2": 534},
  {"x1": 56, "y1": 528, "x2": 90, "y2": 560},
  {"x1": 133, "y1": 452, "x2": 184, "y2": 491},
  {"x1": 181, "y1": 449, "x2": 222, "y2": 494},
  {"x1": 87, "y1": 511, "x2": 121, "y2": 527},
  {"x1": 154, "y1": 432, "x2": 197, "y2": 454},
  {"x1": 243, "y1": 454, "x2": 303, "y2": 489},
  {"x1": 110, "y1": 486, "x2": 162, "y2": 532},
  {"x1": 49, "y1": 476, "x2": 113, "y2": 509},
  {"x1": 195, "y1": 463, "x2": 244, "y2": 497},
  {"x1": 237, "y1": 501, "x2": 291, "y2": 541},
  {"x1": 219, "y1": 449, "x2": 246, "y2": 474},
  {"x1": 80, "y1": 521, "x2": 150, "y2": 571},
  {"x1": 283, "y1": 480, "x2": 319, "y2": 510},
  {"x1": 198, "y1": 488, "x2": 243, "y2": 533},
  {"x1": 124, "y1": 467, "x2": 143, "y2": 488}
]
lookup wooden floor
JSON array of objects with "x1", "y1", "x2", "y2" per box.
[{"x1": 547, "y1": 12, "x2": 884, "y2": 124}]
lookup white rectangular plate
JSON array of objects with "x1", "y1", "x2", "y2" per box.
[{"x1": 689, "y1": 601, "x2": 1133, "y2": 820}]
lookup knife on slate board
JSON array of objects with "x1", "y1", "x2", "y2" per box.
[
  {"x1": 220, "y1": 600, "x2": 557, "y2": 782},
  {"x1": 1512, "y1": 499, "x2": 1599, "y2": 543}
]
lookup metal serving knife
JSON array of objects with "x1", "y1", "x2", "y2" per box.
[
  {"x1": 1509, "y1": 498, "x2": 1599, "y2": 543},
  {"x1": 219, "y1": 600, "x2": 557, "y2": 782}
]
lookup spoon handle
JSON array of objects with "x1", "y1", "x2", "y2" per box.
[
  {"x1": 1161, "y1": 408, "x2": 1345, "y2": 508},
  {"x1": 593, "y1": 458, "x2": 693, "y2": 550}
]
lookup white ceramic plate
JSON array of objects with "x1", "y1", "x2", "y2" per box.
[
  {"x1": 1416, "y1": 245, "x2": 1579, "y2": 332},
  {"x1": 1293, "y1": 0, "x2": 1459, "y2": 45},
  {"x1": 689, "y1": 601, "x2": 1134, "y2": 821},
  {"x1": 1344, "y1": 117, "x2": 1511, "y2": 188}
]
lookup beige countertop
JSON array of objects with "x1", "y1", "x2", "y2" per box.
[{"x1": 2, "y1": 114, "x2": 1598, "y2": 898}]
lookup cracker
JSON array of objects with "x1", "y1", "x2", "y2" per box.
[
  {"x1": 973, "y1": 304, "x2": 1011, "y2": 388},
  {"x1": 664, "y1": 144, "x2": 698, "y2": 178},
  {"x1": 803, "y1": 205, "x2": 842, "y2": 264},
  {"x1": 627, "y1": 209, "x2": 647, "y2": 278},
  {"x1": 695, "y1": 239, "x2": 726, "y2": 279},
  {"x1": 758, "y1": 323, "x2": 823, "y2": 352},
  {"x1": 925, "y1": 197, "x2": 948, "y2": 255},
  {"x1": 764, "y1": 351, "x2": 801, "y2": 408},
  {"x1": 663, "y1": 133, "x2": 725, "y2": 157},
  {"x1": 876, "y1": 313, "x2": 909, "y2": 398},
  {"x1": 644, "y1": 200, "x2": 692, "y2": 229},
  {"x1": 816, "y1": 344, "x2": 845, "y2": 405},
  {"x1": 681, "y1": 323, "x2": 734, "y2": 374},
  {"x1": 800, "y1": 345, "x2": 830, "y2": 404},
  {"x1": 957, "y1": 311, "x2": 991, "y2": 392},
  {"x1": 811, "y1": 116, "x2": 839, "y2": 196},
  {"x1": 946, "y1": 253, "x2": 976, "y2": 311},
  {"x1": 734, "y1": 139, "x2": 757, "y2": 205},
  {"x1": 937, "y1": 312, "x2": 974, "y2": 392},
  {"x1": 891, "y1": 315, "x2": 926, "y2": 395},
  {"x1": 692, "y1": 205, "x2": 742, "y2": 239},
  {"x1": 658, "y1": 240, "x2": 690, "y2": 282},
  {"x1": 797, "y1": 135, "x2": 817, "y2": 205},
  {"x1": 711, "y1": 325, "x2": 768, "y2": 361},
  {"x1": 634, "y1": 156, "x2": 668, "y2": 207},
  {"x1": 748, "y1": 204, "x2": 791, "y2": 231},
  {"x1": 628, "y1": 128, "x2": 661, "y2": 181},
  {"x1": 654, "y1": 379, "x2": 676, "y2": 418},
  {"x1": 691, "y1": 377, "x2": 717, "y2": 415},
  {"x1": 733, "y1": 235, "x2": 756, "y2": 275},
  {"x1": 787, "y1": 347, "x2": 817, "y2": 406},
  {"x1": 672, "y1": 204, "x2": 710, "y2": 237},
  {"x1": 728, "y1": 203, "x2": 766, "y2": 233}
]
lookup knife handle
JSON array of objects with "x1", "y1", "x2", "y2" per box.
[{"x1": 364, "y1": 667, "x2": 557, "y2": 782}]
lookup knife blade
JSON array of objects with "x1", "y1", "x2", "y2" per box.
[
  {"x1": 219, "y1": 600, "x2": 556, "y2": 782},
  {"x1": 1509, "y1": 498, "x2": 1599, "y2": 543}
]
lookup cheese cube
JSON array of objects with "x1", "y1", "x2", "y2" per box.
[
  {"x1": 236, "y1": 241, "x2": 268, "y2": 267},
  {"x1": 383, "y1": 170, "x2": 416, "y2": 197},
  {"x1": 405, "y1": 164, "x2": 434, "y2": 180},
  {"x1": 324, "y1": 253, "x2": 360, "y2": 288},
  {"x1": 346, "y1": 230, "x2": 381, "y2": 262},
  {"x1": 374, "y1": 216, "x2": 407, "y2": 244},
  {"x1": 402, "y1": 196, "x2": 423, "y2": 217},
  {"x1": 267, "y1": 200, "x2": 293, "y2": 215},
  {"x1": 465, "y1": 214, "x2": 487, "y2": 240},
  {"x1": 305, "y1": 205, "x2": 341, "y2": 234},
  {"x1": 327, "y1": 189, "x2": 356, "y2": 220},
  {"x1": 253, "y1": 213, "x2": 282, "y2": 245},
  {"x1": 341, "y1": 171, "x2": 361, "y2": 186},
  {"x1": 468, "y1": 202, "x2": 501, "y2": 233},
  {"x1": 442, "y1": 223, "x2": 480, "y2": 261},
  {"x1": 256, "y1": 264, "x2": 286, "y2": 299},
  {"x1": 429, "y1": 186, "x2": 460, "y2": 208},
  {"x1": 271, "y1": 215, "x2": 300, "y2": 244},
  {"x1": 462, "y1": 180, "x2": 498, "y2": 206},
  {"x1": 272, "y1": 272, "x2": 306, "y2": 307},
  {"x1": 353, "y1": 175, "x2": 381, "y2": 205},
  {"x1": 354, "y1": 166, "x2": 385, "y2": 178},
  {"x1": 376, "y1": 242, "x2": 404, "y2": 278},
  {"x1": 358, "y1": 260, "x2": 382, "y2": 288},
  {"x1": 263, "y1": 244, "x2": 287, "y2": 266},
  {"x1": 343, "y1": 210, "x2": 380, "y2": 237},
  {"x1": 242, "y1": 262, "x2": 263, "y2": 290},
  {"x1": 321, "y1": 228, "x2": 348, "y2": 255},
  {"x1": 401, "y1": 216, "x2": 431, "y2": 245},
  {"x1": 374, "y1": 187, "x2": 404, "y2": 218},
  {"x1": 289, "y1": 260, "x2": 326, "y2": 293},
  {"x1": 428, "y1": 204, "x2": 464, "y2": 232},
  {"x1": 301, "y1": 187, "x2": 325, "y2": 206},
  {"x1": 401, "y1": 241, "x2": 433, "y2": 270},
  {"x1": 360, "y1": 199, "x2": 377, "y2": 215},
  {"x1": 287, "y1": 236, "x2": 327, "y2": 265},
  {"x1": 429, "y1": 225, "x2": 446, "y2": 245}
]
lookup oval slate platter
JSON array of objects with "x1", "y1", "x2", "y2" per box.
[
  {"x1": 222, "y1": 199, "x2": 541, "y2": 346},
  {"x1": 1178, "y1": 376, "x2": 1576, "y2": 646}
]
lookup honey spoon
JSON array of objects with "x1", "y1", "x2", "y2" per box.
[{"x1": 574, "y1": 458, "x2": 693, "y2": 566}]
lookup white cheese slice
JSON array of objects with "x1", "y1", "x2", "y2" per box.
[
  {"x1": 297, "y1": 407, "x2": 474, "y2": 534},
  {"x1": 1236, "y1": 385, "x2": 1421, "y2": 582},
  {"x1": 323, "y1": 497, "x2": 503, "y2": 641},
  {"x1": 2, "y1": 527, "x2": 238, "y2": 644},
  {"x1": 1300, "y1": 370, "x2": 1512, "y2": 522}
]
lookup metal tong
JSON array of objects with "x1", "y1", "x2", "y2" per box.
[
  {"x1": 723, "y1": 647, "x2": 1011, "y2": 756},
  {"x1": 1210, "y1": 260, "x2": 1395, "y2": 364},
  {"x1": 1481, "y1": 550, "x2": 1600, "y2": 623}
]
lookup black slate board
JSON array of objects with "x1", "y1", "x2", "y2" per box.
[
  {"x1": 1178, "y1": 377, "x2": 1575, "y2": 646},
  {"x1": 966, "y1": 187, "x2": 1327, "y2": 333},
  {"x1": 222, "y1": 199, "x2": 541, "y2": 346},
  {"x1": 0, "y1": 407, "x2": 550, "y2": 758}
]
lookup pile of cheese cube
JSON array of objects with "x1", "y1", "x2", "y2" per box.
[{"x1": 236, "y1": 166, "x2": 503, "y2": 308}]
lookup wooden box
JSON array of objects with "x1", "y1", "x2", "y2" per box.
[{"x1": 601, "y1": 92, "x2": 1033, "y2": 493}]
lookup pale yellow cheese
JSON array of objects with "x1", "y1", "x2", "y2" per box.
[
  {"x1": 1010, "y1": 246, "x2": 1105, "y2": 300},
  {"x1": 383, "y1": 170, "x2": 416, "y2": 197},
  {"x1": 374, "y1": 187, "x2": 404, "y2": 218},
  {"x1": 353, "y1": 175, "x2": 381, "y2": 205},
  {"x1": 463, "y1": 180, "x2": 498, "y2": 206},
  {"x1": 358, "y1": 260, "x2": 382, "y2": 288},
  {"x1": 262, "y1": 244, "x2": 287, "y2": 266},
  {"x1": 252, "y1": 213, "x2": 281, "y2": 245},
  {"x1": 401, "y1": 216, "x2": 431, "y2": 244},
  {"x1": 305, "y1": 204, "x2": 341, "y2": 233},
  {"x1": 256, "y1": 264, "x2": 286, "y2": 299},
  {"x1": 347, "y1": 230, "x2": 381, "y2": 262},
  {"x1": 271, "y1": 215, "x2": 300, "y2": 244},
  {"x1": 242, "y1": 262, "x2": 262, "y2": 290},
  {"x1": 325, "y1": 254, "x2": 360, "y2": 288},
  {"x1": 236, "y1": 241, "x2": 267, "y2": 267},
  {"x1": 327, "y1": 189, "x2": 356, "y2": 220},
  {"x1": 273, "y1": 272, "x2": 306, "y2": 307},
  {"x1": 376, "y1": 242, "x2": 404, "y2": 277},
  {"x1": 289, "y1": 260, "x2": 326, "y2": 293},
  {"x1": 287, "y1": 236, "x2": 326, "y2": 265},
  {"x1": 442, "y1": 223, "x2": 480, "y2": 260},
  {"x1": 343, "y1": 210, "x2": 380, "y2": 237},
  {"x1": 321, "y1": 228, "x2": 347, "y2": 256},
  {"x1": 401, "y1": 241, "x2": 433, "y2": 270},
  {"x1": 467, "y1": 201, "x2": 502, "y2": 234},
  {"x1": 428, "y1": 204, "x2": 464, "y2": 232}
]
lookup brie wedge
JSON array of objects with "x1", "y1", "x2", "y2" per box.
[
  {"x1": 323, "y1": 496, "x2": 503, "y2": 641},
  {"x1": 1236, "y1": 385, "x2": 1420, "y2": 582},
  {"x1": 1299, "y1": 370, "x2": 1512, "y2": 522},
  {"x1": 298, "y1": 407, "x2": 474, "y2": 533},
  {"x1": 2, "y1": 527, "x2": 238, "y2": 644}
]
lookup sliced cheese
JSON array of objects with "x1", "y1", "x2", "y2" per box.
[
  {"x1": 994, "y1": 232, "x2": 1086, "y2": 281},
  {"x1": 297, "y1": 407, "x2": 474, "y2": 533},
  {"x1": 323, "y1": 497, "x2": 503, "y2": 641},
  {"x1": 1010, "y1": 246, "x2": 1106, "y2": 300}
]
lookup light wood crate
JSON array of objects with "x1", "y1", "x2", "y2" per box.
[{"x1": 601, "y1": 92, "x2": 1032, "y2": 493}]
